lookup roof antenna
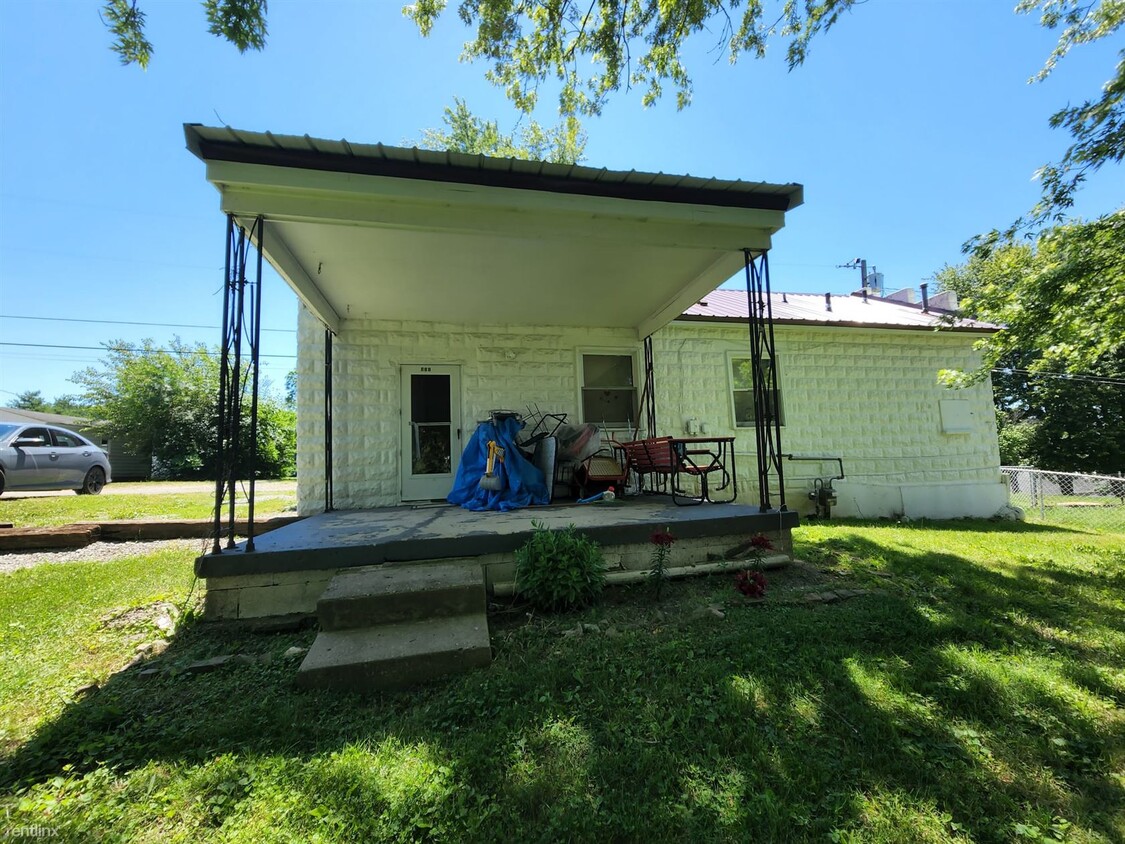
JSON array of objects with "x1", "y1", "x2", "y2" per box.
[{"x1": 836, "y1": 257, "x2": 868, "y2": 290}]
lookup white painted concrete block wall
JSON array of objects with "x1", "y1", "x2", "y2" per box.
[
  {"x1": 651, "y1": 323, "x2": 1007, "y2": 518},
  {"x1": 297, "y1": 304, "x2": 636, "y2": 514},
  {"x1": 298, "y1": 305, "x2": 1006, "y2": 518}
]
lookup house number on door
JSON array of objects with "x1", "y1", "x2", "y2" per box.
[{"x1": 420, "y1": 367, "x2": 431, "y2": 372}]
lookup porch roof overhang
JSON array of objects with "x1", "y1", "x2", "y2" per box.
[{"x1": 185, "y1": 124, "x2": 803, "y2": 338}]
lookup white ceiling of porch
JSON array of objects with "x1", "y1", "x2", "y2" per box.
[
  {"x1": 263, "y1": 218, "x2": 746, "y2": 329},
  {"x1": 189, "y1": 126, "x2": 803, "y2": 338}
]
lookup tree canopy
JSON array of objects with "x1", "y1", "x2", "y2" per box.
[
  {"x1": 937, "y1": 210, "x2": 1125, "y2": 473},
  {"x1": 12, "y1": 390, "x2": 47, "y2": 412},
  {"x1": 71, "y1": 338, "x2": 295, "y2": 479},
  {"x1": 417, "y1": 98, "x2": 586, "y2": 163},
  {"x1": 940, "y1": 210, "x2": 1125, "y2": 379}
]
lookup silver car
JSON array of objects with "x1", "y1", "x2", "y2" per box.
[{"x1": 0, "y1": 423, "x2": 112, "y2": 496}]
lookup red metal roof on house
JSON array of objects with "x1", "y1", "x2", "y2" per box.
[{"x1": 680, "y1": 289, "x2": 999, "y2": 332}]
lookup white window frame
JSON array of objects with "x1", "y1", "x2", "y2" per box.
[
  {"x1": 576, "y1": 347, "x2": 641, "y2": 432},
  {"x1": 728, "y1": 350, "x2": 785, "y2": 428}
]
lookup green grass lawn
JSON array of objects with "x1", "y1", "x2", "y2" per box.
[
  {"x1": 1019, "y1": 499, "x2": 1125, "y2": 534},
  {"x1": 1, "y1": 521, "x2": 1123, "y2": 842},
  {"x1": 0, "y1": 488, "x2": 297, "y2": 528}
]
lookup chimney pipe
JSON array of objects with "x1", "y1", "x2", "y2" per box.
[
  {"x1": 825, "y1": 292, "x2": 832, "y2": 312},
  {"x1": 861, "y1": 288, "x2": 868, "y2": 303},
  {"x1": 920, "y1": 282, "x2": 930, "y2": 312}
]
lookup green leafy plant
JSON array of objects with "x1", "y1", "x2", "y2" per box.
[
  {"x1": 649, "y1": 527, "x2": 676, "y2": 600},
  {"x1": 514, "y1": 521, "x2": 606, "y2": 612}
]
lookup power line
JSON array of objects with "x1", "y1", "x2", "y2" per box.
[
  {"x1": 0, "y1": 314, "x2": 296, "y2": 333},
  {"x1": 0, "y1": 342, "x2": 296, "y2": 359},
  {"x1": 0, "y1": 192, "x2": 213, "y2": 223},
  {"x1": 1, "y1": 246, "x2": 224, "y2": 271},
  {"x1": 992, "y1": 368, "x2": 1125, "y2": 387}
]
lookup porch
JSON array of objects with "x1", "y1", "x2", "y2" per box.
[
  {"x1": 196, "y1": 499, "x2": 798, "y2": 620},
  {"x1": 185, "y1": 124, "x2": 803, "y2": 631}
]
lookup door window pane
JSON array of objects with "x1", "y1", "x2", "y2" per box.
[
  {"x1": 411, "y1": 374, "x2": 451, "y2": 423},
  {"x1": 412, "y1": 425, "x2": 451, "y2": 475}
]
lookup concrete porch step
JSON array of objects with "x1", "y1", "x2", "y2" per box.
[
  {"x1": 296, "y1": 613, "x2": 492, "y2": 692},
  {"x1": 316, "y1": 559, "x2": 486, "y2": 631}
]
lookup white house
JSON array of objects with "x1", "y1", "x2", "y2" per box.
[
  {"x1": 292, "y1": 287, "x2": 1006, "y2": 520},
  {"x1": 186, "y1": 124, "x2": 1007, "y2": 526}
]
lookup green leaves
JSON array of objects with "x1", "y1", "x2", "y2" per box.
[
  {"x1": 101, "y1": 0, "x2": 154, "y2": 69},
  {"x1": 514, "y1": 520, "x2": 607, "y2": 611},
  {"x1": 939, "y1": 211, "x2": 1125, "y2": 473},
  {"x1": 943, "y1": 211, "x2": 1125, "y2": 378},
  {"x1": 418, "y1": 97, "x2": 587, "y2": 163},
  {"x1": 204, "y1": 0, "x2": 269, "y2": 54},
  {"x1": 102, "y1": 0, "x2": 268, "y2": 68},
  {"x1": 409, "y1": 1, "x2": 860, "y2": 116},
  {"x1": 69, "y1": 337, "x2": 296, "y2": 480}
]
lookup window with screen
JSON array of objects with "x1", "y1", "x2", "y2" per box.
[{"x1": 581, "y1": 353, "x2": 637, "y2": 428}]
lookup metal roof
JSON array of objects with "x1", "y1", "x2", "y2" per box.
[
  {"x1": 680, "y1": 289, "x2": 999, "y2": 332},
  {"x1": 184, "y1": 124, "x2": 804, "y2": 212}
]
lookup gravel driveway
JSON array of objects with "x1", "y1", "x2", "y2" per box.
[{"x1": 0, "y1": 538, "x2": 203, "y2": 575}]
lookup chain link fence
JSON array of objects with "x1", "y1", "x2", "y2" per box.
[{"x1": 1003, "y1": 467, "x2": 1125, "y2": 534}]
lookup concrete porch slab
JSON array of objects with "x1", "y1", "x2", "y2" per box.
[{"x1": 195, "y1": 500, "x2": 799, "y2": 579}]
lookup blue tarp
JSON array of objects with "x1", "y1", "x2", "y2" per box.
[{"x1": 447, "y1": 417, "x2": 550, "y2": 511}]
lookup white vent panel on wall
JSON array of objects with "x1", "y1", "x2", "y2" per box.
[{"x1": 939, "y1": 400, "x2": 974, "y2": 434}]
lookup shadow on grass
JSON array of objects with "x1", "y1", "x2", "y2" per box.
[{"x1": 2, "y1": 522, "x2": 1123, "y2": 841}]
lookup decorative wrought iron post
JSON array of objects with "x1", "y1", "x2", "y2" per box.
[
  {"x1": 742, "y1": 249, "x2": 787, "y2": 512},
  {"x1": 324, "y1": 326, "x2": 334, "y2": 512},
  {"x1": 244, "y1": 220, "x2": 265, "y2": 551},
  {"x1": 211, "y1": 214, "x2": 265, "y2": 553},
  {"x1": 640, "y1": 335, "x2": 657, "y2": 438}
]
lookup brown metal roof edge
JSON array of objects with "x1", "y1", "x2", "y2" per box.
[
  {"x1": 674, "y1": 314, "x2": 1000, "y2": 334},
  {"x1": 183, "y1": 123, "x2": 804, "y2": 212}
]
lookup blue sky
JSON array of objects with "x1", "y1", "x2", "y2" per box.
[{"x1": 1, "y1": 0, "x2": 1121, "y2": 403}]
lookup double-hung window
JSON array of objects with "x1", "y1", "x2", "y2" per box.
[
  {"x1": 580, "y1": 352, "x2": 637, "y2": 428},
  {"x1": 730, "y1": 354, "x2": 784, "y2": 427}
]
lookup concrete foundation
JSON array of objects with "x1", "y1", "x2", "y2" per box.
[{"x1": 197, "y1": 501, "x2": 798, "y2": 620}]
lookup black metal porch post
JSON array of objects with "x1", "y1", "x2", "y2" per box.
[
  {"x1": 324, "y1": 326, "x2": 334, "y2": 512},
  {"x1": 642, "y1": 335, "x2": 657, "y2": 438},
  {"x1": 211, "y1": 215, "x2": 265, "y2": 553},
  {"x1": 212, "y1": 216, "x2": 235, "y2": 554},
  {"x1": 244, "y1": 217, "x2": 265, "y2": 551},
  {"x1": 742, "y1": 249, "x2": 787, "y2": 512}
]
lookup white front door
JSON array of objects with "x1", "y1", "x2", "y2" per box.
[{"x1": 400, "y1": 365, "x2": 462, "y2": 501}]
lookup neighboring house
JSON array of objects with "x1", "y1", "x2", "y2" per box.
[
  {"x1": 0, "y1": 408, "x2": 151, "y2": 480},
  {"x1": 186, "y1": 124, "x2": 1008, "y2": 524}
]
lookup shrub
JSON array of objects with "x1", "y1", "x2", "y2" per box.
[
  {"x1": 648, "y1": 527, "x2": 676, "y2": 600},
  {"x1": 514, "y1": 521, "x2": 606, "y2": 612}
]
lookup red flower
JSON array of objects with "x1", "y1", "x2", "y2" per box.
[
  {"x1": 749, "y1": 533, "x2": 773, "y2": 551},
  {"x1": 734, "y1": 570, "x2": 767, "y2": 598},
  {"x1": 650, "y1": 528, "x2": 676, "y2": 547}
]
